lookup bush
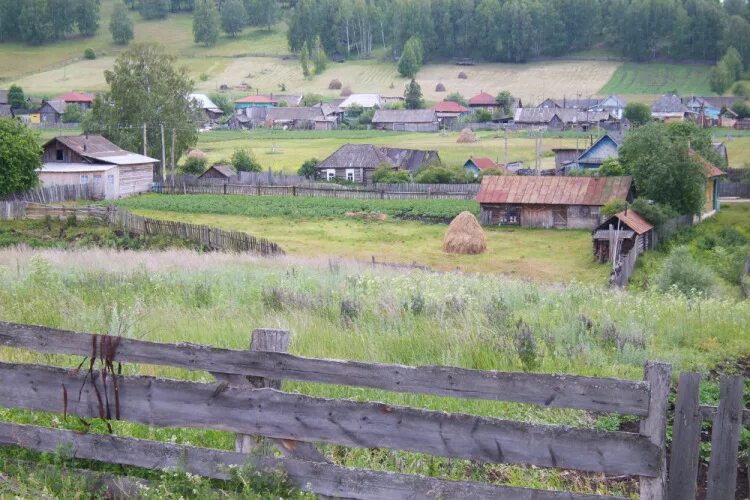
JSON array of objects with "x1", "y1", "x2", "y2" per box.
[
  {"x1": 231, "y1": 148, "x2": 261, "y2": 172},
  {"x1": 598, "y1": 158, "x2": 625, "y2": 176},
  {"x1": 414, "y1": 164, "x2": 472, "y2": 184},
  {"x1": 62, "y1": 103, "x2": 83, "y2": 124},
  {"x1": 630, "y1": 198, "x2": 675, "y2": 226},
  {"x1": 601, "y1": 200, "x2": 628, "y2": 219},
  {"x1": 181, "y1": 156, "x2": 207, "y2": 175},
  {"x1": 445, "y1": 92, "x2": 467, "y2": 106},
  {"x1": 372, "y1": 163, "x2": 410, "y2": 183},
  {"x1": 84, "y1": 48, "x2": 96, "y2": 60},
  {"x1": 623, "y1": 102, "x2": 651, "y2": 126},
  {"x1": 298, "y1": 158, "x2": 319, "y2": 179},
  {"x1": 656, "y1": 246, "x2": 717, "y2": 296},
  {"x1": 476, "y1": 168, "x2": 508, "y2": 181},
  {"x1": 732, "y1": 100, "x2": 750, "y2": 118},
  {"x1": 473, "y1": 109, "x2": 492, "y2": 123}
]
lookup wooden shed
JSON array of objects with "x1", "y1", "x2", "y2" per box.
[
  {"x1": 476, "y1": 175, "x2": 635, "y2": 229},
  {"x1": 198, "y1": 165, "x2": 238, "y2": 181},
  {"x1": 592, "y1": 209, "x2": 654, "y2": 263}
]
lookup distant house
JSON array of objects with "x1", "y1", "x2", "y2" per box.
[
  {"x1": 189, "y1": 93, "x2": 224, "y2": 122},
  {"x1": 37, "y1": 100, "x2": 66, "y2": 125},
  {"x1": 431, "y1": 100, "x2": 469, "y2": 126},
  {"x1": 593, "y1": 96, "x2": 627, "y2": 119},
  {"x1": 235, "y1": 95, "x2": 276, "y2": 110},
  {"x1": 265, "y1": 107, "x2": 337, "y2": 130},
  {"x1": 41, "y1": 135, "x2": 158, "y2": 199},
  {"x1": 536, "y1": 96, "x2": 626, "y2": 118},
  {"x1": 464, "y1": 157, "x2": 512, "y2": 177},
  {"x1": 315, "y1": 144, "x2": 439, "y2": 183},
  {"x1": 468, "y1": 91, "x2": 497, "y2": 112},
  {"x1": 476, "y1": 175, "x2": 635, "y2": 229},
  {"x1": 53, "y1": 91, "x2": 94, "y2": 111},
  {"x1": 573, "y1": 133, "x2": 622, "y2": 170},
  {"x1": 552, "y1": 147, "x2": 583, "y2": 170},
  {"x1": 592, "y1": 209, "x2": 655, "y2": 263},
  {"x1": 339, "y1": 94, "x2": 384, "y2": 110},
  {"x1": 513, "y1": 108, "x2": 613, "y2": 131},
  {"x1": 372, "y1": 109, "x2": 438, "y2": 132},
  {"x1": 690, "y1": 150, "x2": 725, "y2": 217},
  {"x1": 198, "y1": 164, "x2": 237, "y2": 181},
  {"x1": 651, "y1": 95, "x2": 689, "y2": 122}
]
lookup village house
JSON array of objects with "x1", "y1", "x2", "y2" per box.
[
  {"x1": 468, "y1": 91, "x2": 497, "y2": 112},
  {"x1": 189, "y1": 93, "x2": 224, "y2": 122},
  {"x1": 40, "y1": 135, "x2": 158, "y2": 199},
  {"x1": 691, "y1": 150, "x2": 725, "y2": 217},
  {"x1": 476, "y1": 175, "x2": 635, "y2": 229},
  {"x1": 37, "y1": 100, "x2": 66, "y2": 125},
  {"x1": 198, "y1": 164, "x2": 237, "y2": 182},
  {"x1": 339, "y1": 94, "x2": 383, "y2": 110},
  {"x1": 463, "y1": 157, "x2": 511, "y2": 177},
  {"x1": 552, "y1": 147, "x2": 584, "y2": 170},
  {"x1": 592, "y1": 209, "x2": 655, "y2": 263},
  {"x1": 536, "y1": 96, "x2": 626, "y2": 118},
  {"x1": 431, "y1": 100, "x2": 469, "y2": 127},
  {"x1": 53, "y1": 91, "x2": 94, "y2": 111},
  {"x1": 372, "y1": 109, "x2": 438, "y2": 132},
  {"x1": 571, "y1": 133, "x2": 622, "y2": 170},
  {"x1": 265, "y1": 106, "x2": 337, "y2": 130},
  {"x1": 513, "y1": 108, "x2": 614, "y2": 131},
  {"x1": 650, "y1": 95, "x2": 690, "y2": 122},
  {"x1": 315, "y1": 144, "x2": 439, "y2": 183}
]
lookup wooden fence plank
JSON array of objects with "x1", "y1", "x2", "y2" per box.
[
  {"x1": 0, "y1": 422, "x2": 624, "y2": 500},
  {"x1": 639, "y1": 361, "x2": 672, "y2": 500},
  {"x1": 706, "y1": 375, "x2": 745, "y2": 500},
  {"x1": 699, "y1": 405, "x2": 750, "y2": 423},
  {"x1": 0, "y1": 321, "x2": 650, "y2": 415},
  {"x1": 0, "y1": 361, "x2": 660, "y2": 476},
  {"x1": 667, "y1": 372, "x2": 702, "y2": 500}
]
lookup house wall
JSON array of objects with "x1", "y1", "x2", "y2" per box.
[
  {"x1": 373, "y1": 122, "x2": 438, "y2": 132},
  {"x1": 39, "y1": 168, "x2": 117, "y2": 199},
  {"x1": 480, "y1": 204, "x2": 601, "y2": 228},
  {"x1": 118, "y1": 164, "x2": 153, "y2": 198},
  {"x1": 319, "y1": 167, "x2": 368, "y2": 183},
  {"x1": 42, "y1": 141, "x2": 85, "y2": 163},
  {"x1": 704, "y1": 178, "x2": 720, "y2": 214}
]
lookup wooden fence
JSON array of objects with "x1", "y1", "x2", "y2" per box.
[
  {"x1": 0, "y1": 321, "x2": 673, "y2": 499},
  {"x1": 1, "y1": 184, "x2": 98, "y2": 203},
  {"x1": 718, "y1": 181, "x2": 750, "y2": 198}
]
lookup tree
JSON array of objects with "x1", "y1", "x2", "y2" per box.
[
  {"x1": 181, "y1": 156, "x2": 207, "y2": 174},
  {"x1": 414, "y1": 163, "x2": 471, "y2": 183},
  {"x1": 7, "y1": 85, "x2": 26, "y2": 110},
  {"x1": 732, "y1": 100, "x2": 750, "y2": 118},
  {"x1": 398, "y1": 36, "x2": 423, "y2": 78},
  {"x1": 62, "y1": 103, "x2": 84, "y2": 123},
  {"x1": 445, "y1": 92, "x2": 467, "y2": 106},
  {"x1": 598, "y1": 157, "x2": 625, "y2": 176},
  {"x1": 18, "y1": 0, "x2": 54, "y2": 45},
  {"x1": 193, "y1": 0, "x2": 220, "y2": 47},
  {"x1": 110, "y1": 1, "x2": 135, "y2": 45},
  {"x1": 298, "y1": 157, "x2": 319, "y2": 179},
  {"x1": 231, "y1": 148, "x2": 261, "y2": 172},
  {"x1": 245, "y1": 0, "x2": 280, "y2": 31},
  {"x1": 495, "y1": 90, "x2": 514, "y2": 117},
  {"x1": 313, "y1": 36, "x2": 327, "y2": 75},
  {"x1": 404, "y1": 79, "x2": 424, "y2": 109},
  {"x1": 300, "y1": 40, "x2": 310, "y2": 77},
  {"x1": 0, "y1": 118, "x2": 41, "y2": 196},
  {"x1": 85, "y1": 43, "x2": 199, "y2": 168},
  {"x1": 723, "y1": 46, "x2": 743, "y2": 80},
  {"x1": 724, "y1": 16, "x2": 750, "y2": 68},
  {"x1": 140, "y1": 0, "x2": 170, "y2": 20},
  {"x1": 76, "y1": 0, "x2": 100, "y2": 36},
  {"x1": 623, "y1": 102, "x2": 651, "y2": 126},
  {"x1": 619, "y1": 122, "x2": 708, "y2": 215},
  {"x1": 221, "y1": 0, "x2": 246, "y2": 37},
  {"x1": 209, "y1": 93, "x2": 234, "y2": 116}
]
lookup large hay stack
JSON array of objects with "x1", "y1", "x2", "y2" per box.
[
  {"x1": 443, "y1": 211, "x2": 487, "y2": 255},
  {"x1": 457, "y1": 128, "x2": 478, "y2": 143},
  {"x1": 187, "y1": 149, "x2": 208, "y2": 160}
]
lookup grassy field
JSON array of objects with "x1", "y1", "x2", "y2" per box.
[
  {"x1": 599, "y1": 62, "x2": 714, "y2": 99},
  {"x1": 116, "y1": 194, "x2": 608, "y2": 283}
]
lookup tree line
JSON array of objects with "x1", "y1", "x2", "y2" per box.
[
  {"x1": 0, "y1": 0, "x2": 100, "y2": 44},
  {"x1": 287, "y1": 0, "x2": 750, "y2": 64}
]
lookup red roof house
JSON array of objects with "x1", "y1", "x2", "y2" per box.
[
  {"x1": 54, "y1": 92, "x2": 94, "y2": 104},
  {"x1": 431, "y1": 100, "x2": 469, "y2": 113},
  {"x1": 468, "y1": 91, "x2": 497, "y2": 110}
]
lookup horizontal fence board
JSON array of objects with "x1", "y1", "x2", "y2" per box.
[
  {"x1": 0, "y1": 423, "x2": 622, "y2": 500},
  {"x1": 0, "y1": 361, "x2": 660, "y2": 476},
  {"x1": 0, "y1": 322, "x2": 650, "y2": 415},
  {"x1": 698, "y1": 405, "x2": 750, "y2": 423}
]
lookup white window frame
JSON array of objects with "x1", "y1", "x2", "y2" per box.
[
  {"x1": 80, "y1": 175, "x2": 89, "y2": 184},
  {"x1": 326, "y1": 169, "x2": 336, "y2": 181},
  {"x1": 345, "y1": 169, "x2": 355, "y2": 181}
]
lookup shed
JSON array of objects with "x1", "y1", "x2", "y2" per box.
[
  {"x1": 464, "y1": 157, "x2": 512, "y2": 177},
  {"x1": 38, "y1": 100, "x2": 66, "y2": 125},
  {"x1": 593, "y1": 209, "x2": 654, "y2": 263},
  {"x1": 476, "y1": 175, "x2": 635, "y2": 229},
  {"x1": 198, "y1": 164, "x2": 238, "y2": 181},
  {"x1": 372, "y1": 109, "x2": 438, "y2": 132}
]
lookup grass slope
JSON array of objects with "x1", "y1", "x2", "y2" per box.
[{"x1": 599, "y1": 62, "x2": 713, "y2": 97}]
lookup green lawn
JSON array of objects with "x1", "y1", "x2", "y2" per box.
[{"x1": 599, "y1": 62, "x2": 713, "y2": 97}]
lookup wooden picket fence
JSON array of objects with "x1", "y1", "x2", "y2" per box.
[
  {"x1": 1, "y1": 184, "x2": 98, "y2": 203},
  {"x1": 0, "y1": 321, "x2": 673, "y2": 499}
]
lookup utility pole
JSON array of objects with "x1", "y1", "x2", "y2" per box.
[
  {"x1": 504, "y1": 127, "x2": 508, "y2": 166},
  {"x1": 160, "y1": 124, "x2": 166, "y2": 183},
  {"x1": 171, "y1": 128, "x2": 176, "y2": 188},
  {"x1": 142, "y1": 123, "x2": 147, "y2": 156}
]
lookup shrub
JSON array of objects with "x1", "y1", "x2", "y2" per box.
[
  {"x1": 601, "y1": 200, "x2": 628, "y2": 219},
  {"x1": 598, "y1": 158, "x2": 625, "y2": 176},
  {"x1": 328, "y1": 79, "x2": 342, "y2": 90},
  {"x1": 473, "y1": 109, "x2": 492, "y2": 122},
  {"x1": 630, "y1": 198, "x2": 675, "y2": 226},
  {"x1": 656, "y1": 246, "x2": 717, "y2": 296},
  {"x1": 84, "y1": 48, "x2": 96, "y2": 60},
  {"x1": 732, "y1": 100, "x2": 750, "y2": 118},
  {"x1": 372, "y1": 163, "x2": 410, "y2": 183},
  {"x1": 515, "y1": 321, "x2": 539, "y2": 371},
  {"x1": 181, "y1": 156, "x2": 207, "y2": 175},
  {"x1": 297, "y1": 158, "x2": 319, "y2": 179},
  {"x1": 414, "y1": 164, "x2": 472, "y2": 184},
  {"x1": 231, "y1": 148, "x2": 261, "y2": 172},
  {"x1": 445, "y1": 92, "x2": 467, "y2": 106},
  {"x1": 476, "y1": 168, "x2": 508, "y2": 181}
]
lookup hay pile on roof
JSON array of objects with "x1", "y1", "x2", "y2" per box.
[
  {"x1": 435, "y1": 82, "x2": 446, "y2": 92},
  {"x1": 329, "y1": 79, "x2": 342, "y2": 90},
  {"x1": 340, "y1": 86, "x2": 352, "y2": 97},
  {"x1": 458, "y1": 71, "x2": 468, "y2": 79},
  {"x1": 443, "y1": 211, "x2": 486, "y2": 255},
  {"x1": 457, "y1": 128, "x2": 478, "y2": 143},
  {"x1": 187, "y1": 149, "x2": 208, "y2": 160}
]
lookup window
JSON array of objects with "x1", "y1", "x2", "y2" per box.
[
  {"x1": 56, "y1": 149, "x2": 64, "y2": 161},
  {"x1": 345, "y1": 169, "x2": 354, "y2": 181},
  {"x1": 326, "y1": 169, "x2": 336, "y2": 181},
  {"x1": 80, "y1": 175, "x2": 89, "y2": 184},
  {"x1": 93, "y1": 175, "x2": 102, "y2": 184},
  {"x1": 107, "y1": 174, "x2": 115, "y2": 185}
]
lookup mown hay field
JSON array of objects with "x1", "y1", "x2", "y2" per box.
[{"x1": 599, "y1": 62, "x2": 714, "y2": 100}]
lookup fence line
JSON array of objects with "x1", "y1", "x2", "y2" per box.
[
  {"x1": 0, "y1": 321, "x2": 670, "y2": 499},
  {"x1": 718, "y1": 181, "x2": 750, "y2": 198},
  {"x1": 1, "y1": 184, "x2": 98, "y2": 203}
]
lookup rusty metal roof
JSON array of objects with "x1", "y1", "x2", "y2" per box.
[
  {"x1": 476, "y1": 175, "x2": 633, "y2": 206},
  {"x1": 612, "y1": 209, "x2": 653, "y2": 235}
]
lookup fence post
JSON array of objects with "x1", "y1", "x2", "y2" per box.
[
  {"x1": 706, "y1": 375, "x2": 745, "y2": 500},
  {"x1": 667, "y1": 372, "x2": 702, "y2": 500},
  {"x1": 640, "y1": 361, "x2": 671, "y2": 500}
]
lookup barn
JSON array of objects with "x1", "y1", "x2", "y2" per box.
[
  {"x1": 477, "y1": 175, "x2": 635, "y2": 229},
  {"x1": 41, "y1": 135, "x2": 158, "y2": 199},
  {"x1": 592, "y1": 209, "x2": 654, "y2": 263}
]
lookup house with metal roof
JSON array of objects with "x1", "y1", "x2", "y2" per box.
[
  {"x1": 468, "y1": 91, "x2": 497, "y2": 112},
  {"x1": 463, "y1": 157, "x2": 513, "y2": 177},
  {"x1": 651, "y1": 95, "x2": 690, "y2": 122},
  {"x1": 477, "y1": 175, "x2": 635, "y2": 228},
  {"x1": 372, "y1": 109, "x2": 438, "y2": 132},
  {"x1": 592, "y1": 209, "x2": 655, "y2": 263},
  {"x1": 53, "y1": 92, "x2": 95, "y2": 111},
  {"x1": 571, "y1": 133, "x2": 622, "y2": 170},
  {"x1": 189, "y1": 93, "x2": 224, "y2": 121},
  {"x1": 316, "y1": 144, "x2": 439, "y2": 183},
  {"x1": 265, "y1": 106, "x2": 337, "y2": 130},
  {"x1": 41, "y1": 135, "x2": 158, "y2": 199},
  {"x1": 37, "y1": 100, "x2": 66, "y2": 125},
  {"x1": 339, "y1": 94, "x2": 384, "y2": 109},
  {"x1": 198, "y1": 164, "x2": 238, "y2": 181}
]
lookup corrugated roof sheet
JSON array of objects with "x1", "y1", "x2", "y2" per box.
[
  {"x1": 612, "y1": 210, "x2": 653, "y2": 235},
  {"x1": 651, "y1": 95, "x2": 688, "y2": 114},
  {"x1": 469, "y1": 92, "x2": 496, "y2": 105},
  {"x1": 46, "y1": 135, "x2": 158, "y2": 165},
  {"x1": 54, "y1": 91, "x2": 94, "y2": 103},
  {"x1": 235, "y1": 95, "x2": 275, "y2": 104},
  {"x1": 317, "y1": 144, "x2": 439, "y2": 172},
  {"x1": 432, "y1": 101, "x2": 469, "y2": 113},
  {"x1": 476, "y1": 175, "x2": 633, "y2": 206},
  {"x1": 40, "y1": 163, "x2": 116, "y2": 173},
  {"x1": 469, "y1": 157, "x2": 498, "y2": 170},
  {"x1": 199, "y1": 165, "x2": 237, "y2": 178},
  {"x1": 339, "y1": 94, "x2": 383, "y2": 108},
  {"x1": 266, "y1": 107, "x2": 327, "y2": 121}
]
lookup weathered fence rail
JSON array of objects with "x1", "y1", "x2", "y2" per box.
[{"x1": 0, "y1": 321, "x2": 671, "y2": 499}]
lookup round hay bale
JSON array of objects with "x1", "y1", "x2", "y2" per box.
[
  {"x1": 435, "y1": 82, "x2": 446, "y2": 92},
  {"x1": 443, "y1": 211, "x2": 486, "y2": 255},
  {"x1": 329, "y1": 78, "x2": 342, "y2": 90},
  {"x1": 187, "y1": 149, "x2": 208, "y2": 160},
  {"x1": 456, "y1": 128, "x2": 478, "y2": 143},
  {"x1": 340, "y1": 86, "x2": 353, "y2": 97},
  {"x1": 458, "y1": 71, "x2": 468, "y2": 79}
]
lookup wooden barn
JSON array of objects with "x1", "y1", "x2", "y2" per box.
[
  {"x1": 592, "y1": 209, "x2": 654, "y2": 263},
  {"x1": 477, "y1": 175, "x2": 635, "y2": 229},
  {"x1": 198, "y1": 165, "x2": 238, "y2": 181},
  {"x1": 41, "y1": 135, "x2": 158, "y2": 199}
]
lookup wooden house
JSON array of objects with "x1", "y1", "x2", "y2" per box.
[
  {"x1": 651, "y1": 95, "x2": 689, "y2": 122},
  {"x1": 41, "y1": 135, "x2": 158, "y2": 199},
  {"x1": 189, "y1": 93, "x2": 224, "y2": 122},
  {"x1": 198, "y1": 165, "x2": 238, "y2": 181},
  {"x1": 468, "y1": 92, "x2": 497, "y2": 112},
  {"x1": 573, "y1": 133, "x2": 622, "y2": 170},
  {"x1": 37, "y1": 100, "x2": 66, "y2": 125},
  {"x1": 316, "y1": 144, "x2": 439, "y2": 183},
  {"x1": 372, "y1": 109, "x2": 438, "y2": 132},
  {"x1": 53, "y1": 91, "x2": 94, "y2": 111},
  {"x1": 513, "y1": 108, "x2": 613, "y2": 131},
  {"x1": 431, "y1": 100, "x2": 469, "y2": 126},
  {"x1": 593, "y1": 209, "x2": 654, "y2": 263},
  {"x1": 552, "y1": 147, "x2": 582, "y2": 170},
  {"x1": 476, "y1": 175, "x2": 635, "y2": 229},
  {"x1": 265, "y1": 107, "x2": 337, "y2": 130},
  {"x1": 464, "y1": 157, "x2": 512, "y2": 177},
  {"x1": 690, "y1": 150, "x2": 725, "y2": 217}
]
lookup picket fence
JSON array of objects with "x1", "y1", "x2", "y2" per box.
[
  {"x1": 0, "y1": 321, "x2": 672, "y2": 499},
  {"x1": 1, "y1": 184, "x2": 98, "y2": 203}
]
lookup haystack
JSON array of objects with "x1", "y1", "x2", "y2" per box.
[
  {"x1": 443, "y1": 211, "x2": 486, "y2": 255},
  {"x1": 456, "y1": 128, "x2": 478, "y2": 143},
  {"x1": 187, "y1": 149, "x2": 208, "y2": 160},
  {"x1": 329, "y1": 79, "x2": 342, "y2": 90},
  {"x1": 340, "y1": 86, "x2": 353, "y2": 97},
  {"x1": 458, "y1": 71, "x2": 468, "y2": 79},
  {"x1": 435, "y1": 82, "x2": 446, "y2": 92}
]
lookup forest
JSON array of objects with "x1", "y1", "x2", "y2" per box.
[{"x1": 1, "y1": 0, "x2": 750, "y2": 65}]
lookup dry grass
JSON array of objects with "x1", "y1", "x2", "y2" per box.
[{"x1": 443, "y1": 211, "x2": 487, "y2": 254}]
